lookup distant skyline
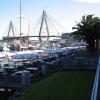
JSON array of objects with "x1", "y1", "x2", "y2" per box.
[{"x1": 0, "y1": 0, "x2": 100, "y2": 39}]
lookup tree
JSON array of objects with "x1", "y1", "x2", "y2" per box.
[{"x1": 72, "y1": 14, "x2": 100, "y2": 53}]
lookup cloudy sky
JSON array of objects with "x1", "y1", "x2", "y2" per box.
[{"x1": 0, "y1": 0, "x2": 100, "y2": 39}]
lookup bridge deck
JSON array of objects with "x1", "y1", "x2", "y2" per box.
[{"x1": 3, "y1": 35, "x2": 61, "y2": 40}]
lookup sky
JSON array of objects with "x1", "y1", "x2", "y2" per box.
[{"x1": 0, "y1": 0, "x2": 100, "y2": 39}]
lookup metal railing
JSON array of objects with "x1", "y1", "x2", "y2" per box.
[{"x1": 91, "y1": 57, "x2": 100, "y2": 100}]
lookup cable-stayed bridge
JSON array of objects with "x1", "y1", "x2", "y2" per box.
[{"x1": 2, "y1": 10, "x2": 63, "y2": 46}]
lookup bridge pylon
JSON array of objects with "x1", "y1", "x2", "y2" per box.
[
  {"x1": 39, "y1": 10, "x2": 50, "y2": 46},
  {"x1": 7, "y1": 21, "x2": 15, "y2": 38}
]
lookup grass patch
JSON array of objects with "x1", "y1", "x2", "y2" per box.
[{"x1": 22, "y1": 71, "x2": 95, "y2": 100}]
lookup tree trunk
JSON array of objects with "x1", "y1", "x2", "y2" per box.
[
  {"x1": 87, "y1": 39, "x2": 95, "y2": 53},
  {"x1": 95, "y1": 39, "x2": 99, "y2": 51}
]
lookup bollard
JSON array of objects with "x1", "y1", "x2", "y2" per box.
[
  {"x1": 42, "y1": 64, "x2": 47, "y2": 74},
  {"x1": 21, "y1": 70, "x2": 30, "y2": 87}
]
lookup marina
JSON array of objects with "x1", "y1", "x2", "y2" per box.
[
  {"x1": 0, "y1": 10, "x2": 88, "y2": 100},
  {"x1": 0, "y1": 0, "x2": 98, "y2": 100},
  {"x1": 0, "y1": 45, "x2": 88, "y2": 100}
]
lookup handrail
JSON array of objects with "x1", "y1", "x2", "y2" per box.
[{"x1": 91, "y1": 57, "x2": 100, "y2": 100}]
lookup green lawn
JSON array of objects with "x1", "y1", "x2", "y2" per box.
[{"x1": 22, "y1": 71, "x2": 95, "y2": 100}]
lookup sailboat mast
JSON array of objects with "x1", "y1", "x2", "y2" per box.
[
  {"x1": 28, "y1": 21, "x2": 30, "y2": 45},
  {"x1": 20, "y1": 0, "x2": 22, "y2": 38}
]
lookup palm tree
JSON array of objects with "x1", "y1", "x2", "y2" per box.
[{"x1": 72, "y1": 14, "x2": 100, "y2": 53}]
